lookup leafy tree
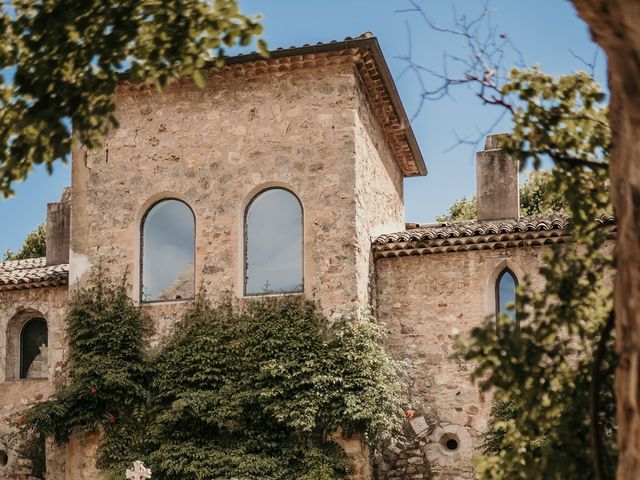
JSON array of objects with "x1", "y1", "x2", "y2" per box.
[
  {"x1": 20, "y1": 277, "x2": 405, "y2": 480},
  {"x1": 3, "y1": 223, "x2": 46, "y2": 260},
  {"x1": 457, "y1": 68, "x2": 615, "y2": 478},
  {"x1": 436, "y1": 170, "x2": 569, "y2": 222},
  {"x1": 398, "y1": 4, "x2": 617, "y2": 474},
  {"x1": 0, "y1": 0, "x2": 265, "y2": 197}
]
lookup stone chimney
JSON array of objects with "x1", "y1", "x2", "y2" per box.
[
  {"x1": 46, "y1": 188, "x2": 71, "y2": 265},
  {"x1": 476, "y1": 134, "x2": 519, "y2": 221}
]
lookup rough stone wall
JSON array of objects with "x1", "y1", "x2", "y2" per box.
[
  {"x1": 66, "y1": 62, "x2": 404, "y2": 478},
  {"x1": 376, "y1": 246, "x2": 551, "y2": 479},
  {"x1": 353, "y1": 76, "x2": 405, "y2": 312},
  {"x1": 71, "y1": 62, "x2": 397, "y2": 325},
  {"x1": 0, "y1": 286, "x2": 68, "y2": 479}
]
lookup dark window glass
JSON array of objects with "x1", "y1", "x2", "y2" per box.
[
  {"x1": 141, "y1": 199, "x2": 195, "y2": 302},
  {"x1": 20, "y1": 318, "x2": 48, "y2": 379},
  {"x1": 496, "y1": 269, "x2": 518, "y2": 330},
  {"x1": 245, "y1": 188, "x2": 303, "y2": 295}
]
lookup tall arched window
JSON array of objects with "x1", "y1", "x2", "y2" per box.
[
  {"x1": 495, "y1": 268, "x2": 518, "y2": 333},
  {"x1": 20, "y1": 317, "x2": 48, "y2": 379},
  {"x1": 141, "y1": 199, "x2": 195, "y2": 302},
  {"x1": 245, "y1": 188, "x2": 303, "y2": 295}
]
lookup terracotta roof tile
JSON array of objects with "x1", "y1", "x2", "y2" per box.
[
  {"x1": 0, "y1": 257, "x2": 69, "y2": 291},
  {"x1": 374, "y1": 213, "x2": 615, "y2": 258}
]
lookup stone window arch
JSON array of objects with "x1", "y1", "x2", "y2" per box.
[
  {"x1": 495, "y1": 267, "x2": 518, "y2": 333},
  {"x1": 244, "y1": 187, "x2": 303, "y2": 295},
  {"x1": 5, "y1": 310, "x2": 49, "y2": 380},
  {"x1": 140, "y1": 198, "x2": 195, "y2": 303}
]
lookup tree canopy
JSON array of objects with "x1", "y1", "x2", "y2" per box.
[
  {"x1": 3, "y1": 223, "x2": 46, "y2": 260},
  {"x1": 436, "y1": 170, "x2": 569, "y2": 222},
  {"x1": 0, "y1": 0, "x2": 265, "y2": 197},
  {"x1": 457, "y1": 68, "x2": 615, "y2": 479}
]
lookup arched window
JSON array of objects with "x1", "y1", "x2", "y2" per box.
[
  {"x1": 495, "y1": 268, "x2": 518, "y2": 332},
  {"x1": 245, "y1": 188, "x2": 303, "y2": 295},
  {"x1": 141, "y1": 199, "x2": 195, "y2": 302},
  {"x1": 20, "y1": 317, "x2": 48, "y2": 379}
]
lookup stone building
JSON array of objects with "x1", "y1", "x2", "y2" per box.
[{"x1": 0, "y1": 34, "x2": 614, "y2": 479}]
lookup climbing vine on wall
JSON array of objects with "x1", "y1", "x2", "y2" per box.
[
  {"x1": 19, "y1": 275, "x2": 152, "y2": 442},
  {"x1": 20, "y1": 276, "x2": 405, "y2": 480}
]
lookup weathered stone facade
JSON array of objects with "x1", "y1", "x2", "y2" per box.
[
  {"x1": 0, "y1": 34, "x2": 615, "y2": 479},
  {"x1": 0, "y1": 285, "x2": 67, "y2": 479},
  {"x1": 376, "y1": 248, "x2": 546, "y2": 479}
]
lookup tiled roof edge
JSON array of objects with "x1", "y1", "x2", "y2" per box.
[
  {"x1": 0, "y1": 258, "x2": 69, "y2": 291},
  {"x1": 374, "y1": 214, "x2": 616, "y2": 258}
]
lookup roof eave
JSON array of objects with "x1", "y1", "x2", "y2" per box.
[{"x1": 222, "y1": 36, "x2": 426, "y2": 177}]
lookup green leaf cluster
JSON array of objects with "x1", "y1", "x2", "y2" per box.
[
  {"x1": 458, "y1": 68, "x2": 616, "y2": 478},
  {"x1": 3, "y1": 223, "x2": 46, "y2": 260},
  {"x1": 0, "y1": 0, "x2": 265, "y2": 197},
  {"x1": 436, "y1": 170, "x2": 569, "y2": 222},
  {"x1": 22, "y1": 278, "x2": 404, "y2": 480},
  {"x1": 21, "y1": 274, "x2": 152, "y2": 442}
]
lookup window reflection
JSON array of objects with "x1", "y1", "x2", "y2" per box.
[
  {"x1": 245, "y1": 188, "x2": 303, "y2": 295},
  {"x1": 20, "y1": 317, "x2": 48, "y2": 379},
  {"x1": 141, "y1": 199, "x2": 195, "y2": 302},
  {"x1": 496, "y1": 268, "x2": 518, "y2": 329}
]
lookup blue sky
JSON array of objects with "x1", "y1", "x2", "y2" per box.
[{"x1": 0, "y1": 0, "x2": 605, "y2": 255}]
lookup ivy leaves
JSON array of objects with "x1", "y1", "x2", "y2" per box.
[
  {"x1": 124, "y1": 298, "x2": 404, "y2": 479},
  {"x1": 0, "y1": 0, "x2": 265, "y2": 197},
  {"x1": 21, "y1": 279, "x2": 404, "y2": 480}
]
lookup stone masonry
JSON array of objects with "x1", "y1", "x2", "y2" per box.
[{"x1": 0, "y1": 34, "x2": 616, "y2": 479}]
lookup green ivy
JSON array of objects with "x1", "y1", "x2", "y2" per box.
[
  {"x1": 22, "y1": 275, "x2": 151, "y2": 442},
  {"x1": 22, "y1": 280, "x2": 404, "y2": 480}
]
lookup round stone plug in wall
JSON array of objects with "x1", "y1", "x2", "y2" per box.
[
  {"x1": 426, "y1": 424, "x2": 473, "y2": 467},
  {"x1": 440, "y1": 432, "x2": 460, "y2": 452}
]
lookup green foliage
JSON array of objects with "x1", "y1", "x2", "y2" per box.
[
  {"x1": 519, "y1": 170, "x2": 568, "y2": 217},
  {"x1": 22, "y1": 281, "x2": 404, "y2": 480},
  {"x1": 0, "y1": 0, "x2": 265, "y2": 197},
  {"x1": 436, "y1": 170, "x2": 568, "y2": 222},
  {"x1": 22, "y1": 275, "x2": 151, "y2": 443},
  {"x1": 501, "y1": 67, "x2": 609, "y2": 170},
  {"x1": 3, "y1": 223, "x2": 46, "y2": 260},
  {"x1": 481, "y1": 399, "x2": 519, "y2": 456},
  {"x1": 436, "y1": 195, "x2": 477, "y2": 222},
  {"x1": 458, "y1": 67, "x2": 616, "y2": 478}
]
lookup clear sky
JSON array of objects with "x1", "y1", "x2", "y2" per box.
[{"x1": 0, "y1": 0, "x2": 605, "y2": 255}]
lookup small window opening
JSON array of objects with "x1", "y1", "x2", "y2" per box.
[
  {"x1": 141, "y1": 199, "x2": 195, "y2": 302},
  {"x1": 244, "y1": 188, "x2": 303, "y2": 295},
  {"x1": 0, "y1": 450, "x2": 7, "y2": 466},
  {"x1": 495, "y1": 268, "x2": 518, "y2": 334},
  {"x1": 20, "y1": 318, "x2": 48, "y2": 379}
]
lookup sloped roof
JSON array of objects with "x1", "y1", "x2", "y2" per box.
[
  {"x1": 374, "y1": 213, "x2": 616, "y2": 258},
  {"x1": 0, "y1": 257, "x2": 69, "y2": 291}
]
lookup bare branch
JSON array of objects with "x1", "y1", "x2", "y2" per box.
[
  {"x1": 395, "y1": 0, "x2": 522, "y2": 137},
  {"x1": 569, "y1": 46, "x2": 602, "y2": 77}
]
